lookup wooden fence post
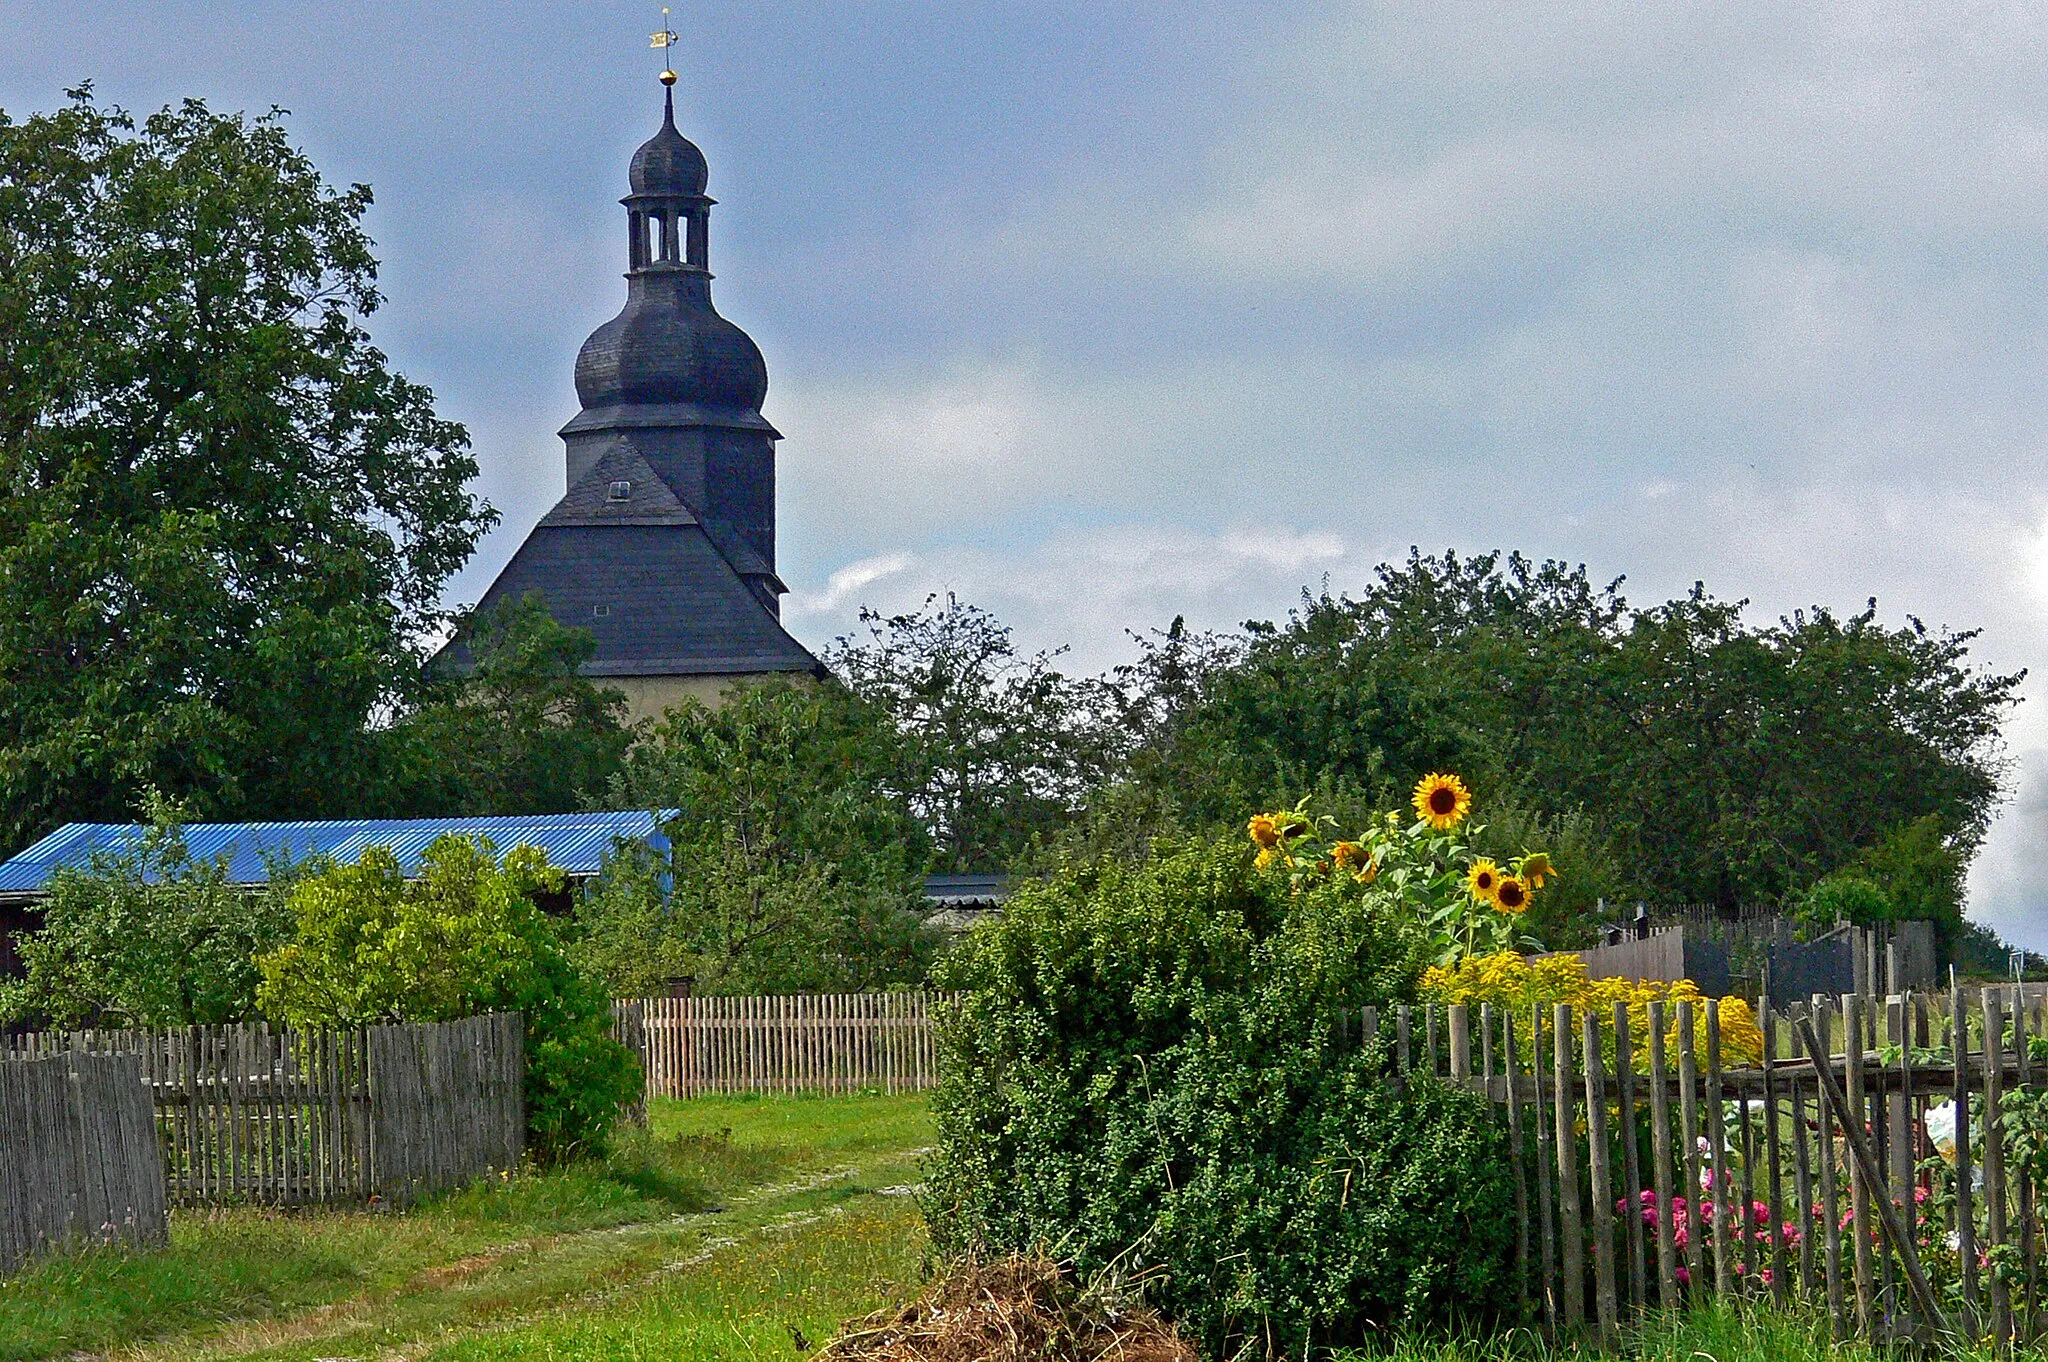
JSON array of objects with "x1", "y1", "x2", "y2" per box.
[
  {"x1": 1796, "y1": 1014, "x2": 1949, "y2": 1345},
  {"x1": 1532, "y1": 1003, "x2": 1558, "y2": 1335},
  {"x1": 1554, "y1": 1004, "x2": 1585, "y2": 1332},
  {"x1": 1582, "y1": 1012, "x2": 1619, "y2": 1345},
  {"x1": 1646, "y1": 1000, "x2": 1680, "y2": 1313},
  {"x1": 1613, "y1": 1002, "x2": 1647, "y2": 1317}
]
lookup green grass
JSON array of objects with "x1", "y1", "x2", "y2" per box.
[
  {"x1": 1347, "y1": 1302, "x2": 2015, "y2": 1362},
  {"x1": 0, "y1": 1092, "x2": 931, "y2": 1362}
]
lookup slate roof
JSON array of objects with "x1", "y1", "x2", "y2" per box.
[
  {"x1": 0, "y1": 811, "x2": 676, "y2": 898},
  {"x1": 443, "y1": 521, "x2": 819, "y2": 678},
  {"x1": 540, "y1": 444, "x2": 697, "y2": 528}
]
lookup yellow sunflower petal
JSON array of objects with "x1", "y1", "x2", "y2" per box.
[{"x1": 1411, "y1": 773, "x2": 1473, "y2": 830}]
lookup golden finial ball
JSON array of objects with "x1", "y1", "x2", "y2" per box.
[{"x1": 660, "y1": 69, "x2": 678, "y2": 86}]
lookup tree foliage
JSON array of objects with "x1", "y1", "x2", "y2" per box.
[
  {"x1": 579, "y1": 679, "x2": 939, "y2": 995},
  {"x1": 0, "y1": 90, "x2": 492, "y2": 846},
  {"x1": 389, "y1": 593, "x2": 635, "y2": 816},
  {"x1": 1120, "y1": 550, "x2": 2021, "y2": 918},
  {"x1": 828, "y1": 594, "x2": 1122, "y2": 872},
  {"x1": 257, "y1": 835, "x2": 638, "y2": 1161}
]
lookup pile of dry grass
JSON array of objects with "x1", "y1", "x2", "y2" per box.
[{"x1": 815, "y1": 1254, "x2": 1199, "y2": 1362}]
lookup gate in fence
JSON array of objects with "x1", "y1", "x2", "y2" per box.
[
  {"x1": 1384, "y1": 988, "x2": 2048, "y2": 1347},
  {"x1": 1, "y1": 1012, "x2": 523, "y2": 1207},
  {"x1": 617, "y1": 992, "x2": 947, "y2": 1099}
]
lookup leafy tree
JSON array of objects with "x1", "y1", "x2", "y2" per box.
[
  {"x1": 0, "y1": 795, "x2": 297, "y2": 1027},
  {"x1": 257, "y1": 835, "x2": 639, "y2": 1161},
  {"x1": 1120, "y1": 550, "x2": 2021, "y2": 925},
  {"x1": 583, "y1": 679, "x2": 938, "y2": 994},
  {"x1": 828, "y1": 593, "x2": 1123, "y2": 871},
  {"x1": 1795, "y1": 814, "x2": 1969, "y2": 955},
  {"x1": 1953, "y1": 920, "x2": 2048, "y2": 982},
  {"x1": 0, "y1": 90, "x2": 492, "y2": 847},
  {"x1": 389, "y1": 593, "x2": 635, "y2": 815}
]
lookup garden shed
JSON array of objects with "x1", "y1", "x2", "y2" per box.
[{"x1": 0, "y1": 811, "x2": 675, "y2": 977}]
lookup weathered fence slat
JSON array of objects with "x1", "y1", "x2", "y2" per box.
[
  {"x1": 1, "y1": 1015, "x2": 520, "y2": 1211},
  {"x1": 1646, "y1": 1000, "x2": 1680, "y2": 1313},
  {"x1": 0, "y1": 1052, "x2": 167, "y2": 1274},
  {"x1": 1581, "y1": 1012, "x2": 1618, "y2": 1344},
  {"x1": 1553, "y1": 1004, "x2": 1586, "y2": 1330}
]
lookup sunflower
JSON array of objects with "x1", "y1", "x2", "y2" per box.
[
  {"x1": 1331, "y1": 840, "x2": 1362, "y2": 868},
  {"x1": 1411, "y1": 773, "x2": 1472, "y2": 830},
  {"x1": 1353, "y1": 857, "x2": 1379, "y2": 886},
  {"x1": 1254, "y1": 847, "x2": 1280, "y2": 869},
  {"x1": 1493, "y1": 875, "x2": 1530, "y2": 914},
  {"x1": 1466, "y1": 858, "x2": 1502, "y2": 903},
  {"x1": 1248, "y1": 814, "x2": 1281, "y2": 849},
  {"x1": 1518, "y1": 852, "x2": 1556, "y2": 890}
]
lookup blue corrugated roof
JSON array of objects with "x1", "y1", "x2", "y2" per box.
[{"x1": 0, "y1": 811, "x2": 675, "y2": 895}]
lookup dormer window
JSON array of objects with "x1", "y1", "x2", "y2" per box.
[
  {"x1": 593, "y1": 603, "x2": 612, "y2": 618},
  {"x1": 607, "y1": 480, "x2": 632, "y2": 501}
]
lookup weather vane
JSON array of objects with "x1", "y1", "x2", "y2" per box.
[{"x1": 651, "y1": 7, "x2": 679, "y2": 87}]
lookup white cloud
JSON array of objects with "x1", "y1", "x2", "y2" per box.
[{"x1": 788, "y1": 552, "x2": 919, "y2": 617}]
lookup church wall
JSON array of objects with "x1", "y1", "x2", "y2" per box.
[{"x1": 602, "y1": 671, "x2": 794, "y2": 725}]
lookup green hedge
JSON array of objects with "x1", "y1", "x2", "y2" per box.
[{"x1": 924, "y1": 836, "x2": 1519, "y2": 1358}]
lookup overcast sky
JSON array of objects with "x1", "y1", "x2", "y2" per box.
[{"x1": 7, "y1": 2, "x2": 2048, "y2": 946}]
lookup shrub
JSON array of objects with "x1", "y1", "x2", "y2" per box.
[
  {"x1": 1796, "y1": 874, "x2": 1893, "y2": 930},
  {"x1": 256, "y1": 835, "x2": 640, "y2": 1161},
  {"x1": 924, "y1": 835, "x2": 1518, "y2": 1357}
]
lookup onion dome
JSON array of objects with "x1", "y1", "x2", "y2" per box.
[
  {"x1": 629, "y1": 91, "x2": 708, "y2": 197},
  {"x1": 574, "y1": 275, "x2": 768, "y2": 412}
]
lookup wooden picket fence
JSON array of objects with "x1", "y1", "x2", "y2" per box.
[
  {"x1": 0, "y1": 1052, "x2": 168, "y2": 1273},
  {"x1": 1, "y1": 1013, "x2": 523, "y2": 1207},
  {"x1": 616, "y1": 993, "x2": 948, "y2": 1098},
  {"x1": 1390, "y1": 986, "x2": 2048, "y2": 1347}
]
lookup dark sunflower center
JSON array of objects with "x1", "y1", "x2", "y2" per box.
[
  {"x1": 1477, "y1": 871, "x2": 1494, "y2": 887},
  {"x1": 1429, "y1": 787, "x2": 1457, "y2": 814},
  {"x1": 1499, "y1": 883, "x2": 1525, "y2": 907}
]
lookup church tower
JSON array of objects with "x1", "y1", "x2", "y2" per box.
[{"x1": 441, "y1": 79, "x2": 822, "y2": 722}]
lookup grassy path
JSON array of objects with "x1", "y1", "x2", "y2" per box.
[{"x1": 0, "y1": 1095, "x2": 931, "y2": 1362}]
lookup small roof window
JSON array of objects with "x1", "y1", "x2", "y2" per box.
[
  {"x1": 592, "y1": 603, "x2": 612, "y2": 618},
  {"x1": 607, "y1": 479, "x2": 633, "y2": 501}
]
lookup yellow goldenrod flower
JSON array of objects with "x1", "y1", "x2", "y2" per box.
[
  {"x1": 1466, "y1": 858, "x2": 1502, "y2": 904},
  {"x1": 1411, "y1": 773, "x2": 1472, "y2": 830},
  {"x1": 1248, "y1": 814, "x2": 1280, "y2": 849},
  {"x1": 1493, "y1": 874, "x2": 1530, "y2": 914}
]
